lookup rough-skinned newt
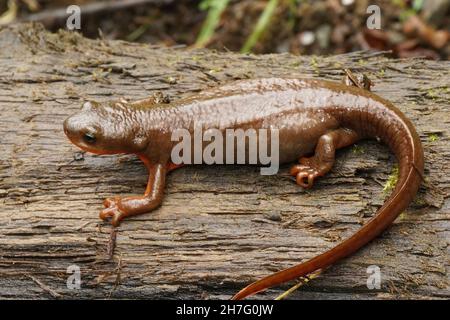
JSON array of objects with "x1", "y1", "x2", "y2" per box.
[{"x1": 63, "y1": 77, "x2": 424, "y2": 300}]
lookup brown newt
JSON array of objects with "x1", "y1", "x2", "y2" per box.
[{"x1": 63, "y1": 77, "x2": 424, "y2": 300}]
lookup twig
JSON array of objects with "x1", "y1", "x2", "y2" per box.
[
  {"x1": 27, "y1": 274, "x2": 62, "y2": 299},
  {"x1": 107, "y1": 227, "x2": 118, "y2": 260},
  {"x1": 75, "y1": 220, "x2": 93, "y2": 231},
  {"x1": 274, "y1": 270, "x2": 322, "y2": 300},
  {"x1": 108, "y1": 255, "x2": 123, "y2": 298}
]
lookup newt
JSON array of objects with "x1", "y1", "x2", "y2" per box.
[{"x1": 63, "y1": 77, "x2": 424, "y2": 300}]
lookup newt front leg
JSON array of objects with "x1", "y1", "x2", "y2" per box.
[{"x1": 100, "y1": 162, "x2": 167, "y2": 226}]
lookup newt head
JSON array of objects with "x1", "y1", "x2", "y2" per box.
[{"x1": 63, "y1": 101, "x2": 148, "y2": 155}]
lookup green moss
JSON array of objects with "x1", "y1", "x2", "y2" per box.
[
  {"x1": 426, "y1": 88, "x2": 438, "y2": 100},
  {"x1": 383, "y1": 165, "x2": 399, "y2": 193},
  {"x1": 209, "y1": 67, "x2": 222, "y2": 73},
  {"x1": 413, "y1": 195, "x2": 427, "y2": 207},
  {"x1": 427, "y1": 133, "x2": 439, "y2": 142},
  {"x1": 310, "y1": 56, "x2": 319, "y2": 73},
  {"x1": 352, "y1": 145, "x2": 365, "y2": 154},
  {"x1": 165, "y1": 76, "x2": 177, "y2": 84}
]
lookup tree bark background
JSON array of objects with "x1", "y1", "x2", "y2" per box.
[{"x1": 0, "y1": 23, "x2": 448, "y2": 299}]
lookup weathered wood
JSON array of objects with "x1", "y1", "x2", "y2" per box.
[{"x1": 0, "y1": 23, "x2": 448, "y2": 300}]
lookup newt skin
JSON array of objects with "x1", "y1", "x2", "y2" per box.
[{"x1": 63, "y1": 78, "x2": 424, "y2": 300}]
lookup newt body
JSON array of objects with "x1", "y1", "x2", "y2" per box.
[{"x1": 64, "y1": 78, "x2": 424, "y2": 299}]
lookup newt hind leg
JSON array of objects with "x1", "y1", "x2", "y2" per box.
[{"x1": 290, "y1": 128, "x2": 359, "y2": 188}]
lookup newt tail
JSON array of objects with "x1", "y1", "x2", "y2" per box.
[{"x1": 232, "y1": 87, "x2": 424, "y2": 299}]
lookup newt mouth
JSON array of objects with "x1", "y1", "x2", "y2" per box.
[{"x1": 64, "y1": 134, "x2": 113, "y2": 155}]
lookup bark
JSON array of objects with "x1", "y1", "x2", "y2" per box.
[{"x1": 0, "y1": 23, "x2": 448, "y2": 299}]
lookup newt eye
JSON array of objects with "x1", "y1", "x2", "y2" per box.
[{"x1": 83, "y1": 132, "x2": 96, "y2": 144}]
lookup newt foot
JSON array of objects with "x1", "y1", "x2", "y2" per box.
[
  {"x1": 290, "y1": 157, "x2": 325, "y2": 188},
  {"x1": 100, "y1": 197, "x2": 125, "y2": 226}
]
